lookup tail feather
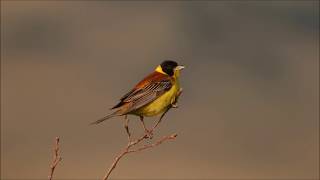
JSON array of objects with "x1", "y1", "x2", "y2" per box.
[{"x1": 90, "y1": 111, "x2": 119, "y2": 125}]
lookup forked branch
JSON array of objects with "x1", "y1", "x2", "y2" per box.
[
  {"x1": 103, "y1": 132, "x2": 177, "y2": 180},
  {"x1": 48, "y1": 137, "x2": 62, "y2": 180}
]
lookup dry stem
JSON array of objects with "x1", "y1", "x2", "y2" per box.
[
  {"x1": 103, "y1": 131, "x2": 177, "y2": 180},
  {"x1": 48, "y1": 137, "x2": 62, "y2": 180}
]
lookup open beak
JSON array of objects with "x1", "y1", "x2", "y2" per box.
[{"x1": 175, "y1": 65, "x2": 185, "y2": 71}]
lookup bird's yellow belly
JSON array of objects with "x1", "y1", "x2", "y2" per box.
[{"x1": 135, "y1": 83, "x2": 179, "y2": 117}]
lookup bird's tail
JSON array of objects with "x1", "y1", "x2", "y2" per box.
[{"x1": 90, "y1": 111, "x2": 119, "y2": 125}]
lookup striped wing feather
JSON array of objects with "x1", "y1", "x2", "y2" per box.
[{"x1": 111, "y1": 72, "x2": 172, "y2": 112}]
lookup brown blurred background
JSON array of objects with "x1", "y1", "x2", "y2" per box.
[{"x1": 1, "y1": 1, "x2": 319, "y2": 179}]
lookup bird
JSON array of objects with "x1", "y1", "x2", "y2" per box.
[{"x1": 91, "y1": 60, "x2": 184, "y2": 137}]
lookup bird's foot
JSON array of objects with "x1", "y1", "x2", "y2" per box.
[
  {"x1": 171, "y1": 88, "x2": 182, "y2": 108},
  {"x1": 144, "y1": 129, "x2": 154, "y2": 139},
  {"x1": 171, "y1": 102, "x2": 178, "y2": 108},
  {"x1": 127, "y1": 136, "x2": 132, "y2": 144}
]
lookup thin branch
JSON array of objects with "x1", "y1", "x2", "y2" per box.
[
  {"x1": 129, "y1": 133, "x2": 177, "y2": 153},
  {"x1": 48, "y1": 137, "x2": 62, "y2": 180},
  {"x1": 102, "y1": 132, "x2": 177, "y2": 180}
]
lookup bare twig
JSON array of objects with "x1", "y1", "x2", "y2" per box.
[
  {"x1": 48, "y1": 137, "x2": 62, "y2": 180},
  {"x1": 102, "y1": 132, "x2": 177, "y2": 180},
  {"x1": 102, "y1": 89, "x2": 183, "y2": 180},
  {"x1": 129, "y1": 133, "x2": 178, "y2": 153}
]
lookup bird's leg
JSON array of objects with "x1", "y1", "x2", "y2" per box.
[
  {"x1": 124, "y1": 115, "x2": 131, "y2": 142},
  {"x1": 152, "y1": 107, "x2": 170, "y2": 131},
  {"x1": 139, "y1": 116, "x2": 153, "y2": 139}
]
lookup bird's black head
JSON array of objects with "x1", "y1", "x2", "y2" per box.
[{"x1": 160, "y1": 60, "x2": 178, "y2": 76}]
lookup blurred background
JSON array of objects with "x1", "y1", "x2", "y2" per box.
[{"x1": 1, "y1": 1, "x2": 319, "y2": 179}]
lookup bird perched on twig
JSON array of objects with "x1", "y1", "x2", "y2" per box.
[{"x1": 91, "y1": 60, "x2": 184, "y2": 138}]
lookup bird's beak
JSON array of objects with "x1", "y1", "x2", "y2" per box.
[{"x1": 175, "y1": 65, "x2": 185, "y2": 71}]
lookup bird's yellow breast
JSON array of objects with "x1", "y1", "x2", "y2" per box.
[{"x1": 134, "y1": 80, "x2": 180, "y2": 117}]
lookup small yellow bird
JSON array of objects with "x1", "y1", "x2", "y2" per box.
[{"x1": 91, "y1": 60, "x2": 184, "y2": 136}]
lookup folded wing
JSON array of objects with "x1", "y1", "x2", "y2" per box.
[{"x1": 111, "y1": 72, "x2": 172, "y2": 113}]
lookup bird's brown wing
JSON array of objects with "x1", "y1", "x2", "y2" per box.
[{"x1": 111, "y1": 72, "x2": 172, "y2": 113}]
